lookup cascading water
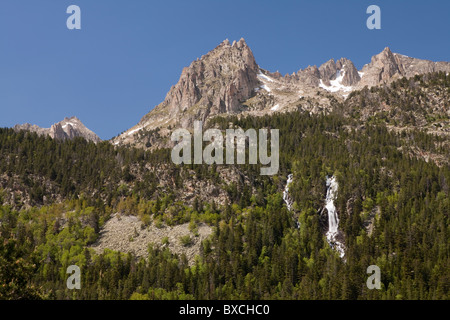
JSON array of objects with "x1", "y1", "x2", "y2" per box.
[
  {"x1": 282, "y1": 174, "x2": 345, "y2": 253},
  {"x1": 282, "y1": 174, "x2": 300, "y2": 228},
  {"x1": 323, "y1": 176, "x2": 345, "y2": 258},
  {"x1": 283, "y1": 174, "x2": 294, "y2": 211}
]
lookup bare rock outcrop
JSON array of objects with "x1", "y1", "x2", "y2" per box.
[
  {"x1": 357, "y1": 47, "x2": 450, "y2": 88},
  {"x1": 336, "y1": 58, "x2": 361, "y2": 86},
  {"x1": 358, "y1": 47, "x2": 402, "y2": 87},
  {"x1": 112, "y1": 41, "x2": 450, "y2": 149},
  {"x1": 139, "y1": 38, "x2": 259, "y2": 129},
  {"x1": 14, "y1": 116, "x2": 101, "y2": 143}
]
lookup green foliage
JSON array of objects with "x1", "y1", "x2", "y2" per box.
[
  {"x1": 179, "y1": 235, "x2": 192, "y2": 247},
  {"x1": 0, "y1": 73, "x2": 449, "y2": 300},
  {"x1": 0, "y1": 237, "x2": 43, "y2": 300},
  {"x1": 162, "y1": 236, "x2": 169, "y2": 246}
]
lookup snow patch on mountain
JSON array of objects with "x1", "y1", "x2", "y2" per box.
[
  {"x1": 260, "y1": 84, "x2": 272, "y2": 92},
  {"x1": 271, "y1": 104, "x2": 280, "y2": 111},
  {"x1": 128, "y1": 127, "x2": 143, "y2": 136},
  {"x1": 319, "y1": 69, "x2": 353, "y2": 94},
  {"x1": 62, "y1": 122, "x2": 77, "y2": 129},
  {"x1": 395, "y1": 53, "x2": 410, "y2": 58},
  {"x1": 257, "y1": 70, "x2": 275, "y2": 82}
]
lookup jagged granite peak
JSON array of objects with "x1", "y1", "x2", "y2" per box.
[
  {"x1": 162, "y1": 37, "x2": 258, "y2": 118},
  {"x1": 319, "y1": 59, "x2": 338, "y2": 86},
  {"x1": 14, "y1": 116, "x2": 101, "y2": 143},
  {"x1": 296, "y1": 65, "x2": 321, "y2": 87},
  {"x1": 358, "y1": 47, "x2": 402, "y2": 87},
  {"x1": 49, "y1": 122, "x2": 67, "y2": 140},
  {"x1": 336, "y1": 58, "x2": 361, "y2": 86},
  {"x1": 318, "y1": 58, "x2": 360, "y2": 87},
  {"x1": 118, "y1": 38, "x2": 260, "y2": 141},
  {"x1": 13, "y1": 123, "x2": 48, "y2": 136},
  {"x1": 393, "y1": 52, "x2": 450, "y2": 78},
  {"x1": 357, "y1": 47, "x2": 450, "y2": 88}
]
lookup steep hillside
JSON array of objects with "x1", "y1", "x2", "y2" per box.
[{"x1": 1, "y1": 107, "x2": 448, "y2": 300}]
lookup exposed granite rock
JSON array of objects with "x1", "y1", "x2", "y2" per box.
[
  {"x1": 337, "y1": 58, "x2": 361, "y2": 86},
  {"x1": 140, "y1": 38, "x2": 259, "y2": 129},
  {"x1": 14, "y1": 116, "x2": 101, "y2": 143},
  {"x1": 112, "y1": 41, "x2": 450, "y2": 149},
  {"x1": 358, "y1": 47, "x2": 402, "y2": 87},
  {"x1": 319, "y1": 59, "x2": 338, "y2": 86},
  {"x1": 296, "y1": 65, "x2": 321, "y2": 87}
]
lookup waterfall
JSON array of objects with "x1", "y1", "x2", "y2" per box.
[
  {"x1": 283, "y1": 174, "x2": 294, "y2": 211},
  {"x1": 323, "y1": 176, "x2": 345, "y2": 258},
  {"x1": 282, "y1": 174, "x2": 300, "y2": 228},
  {"x1": 282, "y1": 174, "x2": 345, "y2": 253}
]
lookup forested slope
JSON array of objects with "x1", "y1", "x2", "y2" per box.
[{"x1": 0, "y1": 73, "x2": 449, "y2": 300}]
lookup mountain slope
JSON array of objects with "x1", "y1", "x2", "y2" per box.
[{"x1": 1, "y1": 99, "x2": 449, "y2": 299}]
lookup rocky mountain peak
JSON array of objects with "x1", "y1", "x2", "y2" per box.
[
  {"x1": 49, "y1": 122, "x2": 66, "y2": 140},
  {"x1": 318, "y1": 58, "x2": 361, "y2": 87},
  {"x1": 112, "y1": 41, "x2": 450, "y2": 149},
  {"x1": 14, "y1": 117, "x2": 101, "y2": 143},
  {"x1": 64, "y1": 116, "x2": 80, "y2": 122},
  {"x1": 337, "y1": 58, "x2": 361, "y2": 86},
  {"x1": 296, "y1": 65, "x2": 320, "y2": 86},
  {"x1": 382, "y1": 46, "x2": 392, "y2": 54},
  {"x1": 235, "y1": 38, "x2": 249, "y2": 49},
  {"x1": 133, "y1": 38, "x2": 260, "y2": 132},
  {"x1": 358, "y1": 46, "x2": 402, "y2": 87},
  {"x1": 374, "y1": 47, "x2": 397, "y2": 67},
  {"x1": 318, "y1": 59, "x2": 338, "y2": 86}
]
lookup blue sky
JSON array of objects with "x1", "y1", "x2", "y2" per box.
[{"x1": 0, "y1": 0, "x2": 449, "y2": 140}]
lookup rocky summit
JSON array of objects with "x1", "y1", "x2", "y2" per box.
[
  {"x1": 358, "y1": 47, "x2": 450, "y2": 88},
  {"x1": 111, "y1": 39, "x2": 450, "y2": 149},
  {"x1": 14, "y1": 116, "x2": 101, "y2": 143},
  {"x1": 112, "y1": 38, "x2": 260, "y2": 147}
]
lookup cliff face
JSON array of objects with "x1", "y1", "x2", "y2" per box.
[{"x1": 142, "y1": 38, "x2": 259, "y2": 128}]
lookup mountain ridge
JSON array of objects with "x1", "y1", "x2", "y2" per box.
[
  {"x1": 14, "y1": 116, "x2": 102, "y2": 143},
  {"x1": 111, "y1": 39, "x2": 450, "y2": 149}
]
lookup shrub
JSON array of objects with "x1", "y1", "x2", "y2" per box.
[{"x1": 179, "y1": 235, "x2": 192, "y2": 247}]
